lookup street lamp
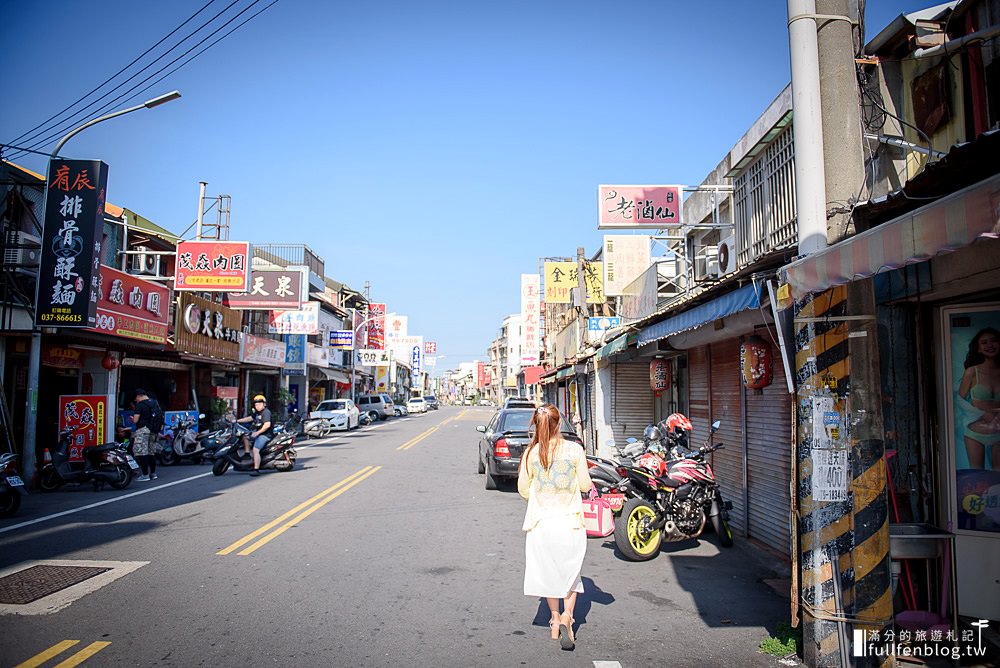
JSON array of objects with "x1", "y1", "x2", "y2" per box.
[{"x1": 22, "y1": 90, "x2": 182, "y2": 485}]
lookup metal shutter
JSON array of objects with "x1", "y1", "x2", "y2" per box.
[
  {"x1": 587, "y1": 371, "x2": 597, "y2": 455},
  {"x1": 610, "y1": 361, "x2": 654, "y2": 443},
  {"x1": 707, "y1": 340, "x2": 747, "y2": 538},
  {"x1": 745, "y1": 380, "x2": 793, "y2": 556}
]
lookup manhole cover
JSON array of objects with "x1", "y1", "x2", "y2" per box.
[{"x1": 0, "y1": 565, "x2": 111, "y2": 605}]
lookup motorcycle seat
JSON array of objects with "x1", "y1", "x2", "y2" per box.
[{"x1": 83, "y1": 442, "x2": 121, "y2": 455}]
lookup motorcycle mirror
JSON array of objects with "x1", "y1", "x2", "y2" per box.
[
  {"x1": 625, "y1": 437, "x2": 638, "y2": 444},
  {"x1": 711, "y1": 420, "x2": 721, "y2": 432}
]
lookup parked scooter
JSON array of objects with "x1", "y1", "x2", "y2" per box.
[
  {"x1": 158, "y1": 414, "x2": 212, "y2": 465},
  {"x1": 211, "y1": 421, "x2": 297, "y2": 476},
  {"x1": 40, "y1": 430, "x2": 139, "y2": 491},
  {"x1": 0, "y1": 453, "x2": 25, "y2": 517}
]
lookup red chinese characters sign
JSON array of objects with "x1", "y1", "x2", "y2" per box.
[
  {"x1": 598, "y1": 185, "x2": 683, "y2": 229},
  {"x1": 368, "y1": 303, "x2": 386, "y2": 350},
  {"x1": 424, "y1": 341, "x2": 437, "y2": 355},
  {"x1": 85, "y1": 265, "x2": 170, "y2": 344},
  {"x1": 174, "y1": 240, "x2": 250, "y2": 292},
  {"x1": 59, "y1": 395, "x2": 107, "y2": 462}
]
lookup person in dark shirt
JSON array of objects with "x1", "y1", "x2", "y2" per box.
[
  {"x1": 237, "y1": 394, "x2": 272, "y2": 476},
  {"x1": 130, "y1": 389, "x2": 161, "y2": 481}
]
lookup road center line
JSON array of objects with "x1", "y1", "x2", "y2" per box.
[
  {"x1": 396, "y1": 426, "x2": 439, "y2": 451},
  {"x1": 217, "y1": 466, "x2": 374, "y2": 555},
  {"x1": 51, "y1": 641, "x2": 112, "y2": 668},
  {"x1": 14, "y1": 640, "x2": 80, "y2": 668}
]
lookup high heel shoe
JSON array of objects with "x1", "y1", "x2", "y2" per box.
[{"x1": 558, "y1": 614, "x2": 575, "y2": 651}]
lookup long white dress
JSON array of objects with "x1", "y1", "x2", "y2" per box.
[{"x1": 518, "y1": 440, "x2": 590, "y2": 598}]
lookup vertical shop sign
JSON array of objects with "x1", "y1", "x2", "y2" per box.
[
  {"x1": 411, "y1": 345, "x2": 422, "y2": 377},
  {"x1": 368, "y1": 303, "x2": 386, "y2": 350},
  {"x1": 285, "y1": 335, "x2": 307, "y2": 375},
  {"x1": 603, "y1": 235, "x2": 651, "y2": 296},
  {"x1": 35, "y1": 160, "x2": 109, "y2": 327},
  {"x1": 59, "y1": 395, "x2": 107, "y2": 462},
  {"x1": 520, "y1": 274, "x2": 540, "y2": 365},
  {"x1": 375, "y1": 366, "x2": 389, "y2": 393}
]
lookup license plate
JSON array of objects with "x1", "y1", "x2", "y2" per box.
[
  {"x1": 5, "y1": 475, "x2": 24, "y2": 487},
  {"x1": 126, "y1": 456, "x2": 140, "y2": 470}
]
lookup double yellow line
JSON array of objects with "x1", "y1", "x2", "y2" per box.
[
  {"x1": 217, "y1": 466, "x2": 381, "y2": 556},
  {"x1": 396, "y1": 425, "x2": 438, "y2": 451},
  {"x1": 15, "y1": 640, "x2": 110, "y2": 668}
]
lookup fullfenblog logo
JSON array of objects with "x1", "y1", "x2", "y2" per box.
[{"x1": 852, "y1": 620, "x2": 991, "y2": 660}]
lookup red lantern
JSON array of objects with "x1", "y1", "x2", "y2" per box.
[
  {"x1": 101, "y1": 351, "x2": 119, "y2": 371},
  {"x1": 740, "y1": 335, "x2": 773, "y2": 392},
  {"x1": 649, "y1": 359, "x2": 669, "y2": 394}
]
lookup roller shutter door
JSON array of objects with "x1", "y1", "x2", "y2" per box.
[
  {"x1": 707, "y1": 339, "x2": 747, "y2": 538},
  {"x1": 587, "y1": 372, "x2": 597, "y2": 455},
  {"x1": 745, "y1": 378, "x2": 792, "y2": 556},
  {"x1": 609, "y1": 361, "x2": 653, "y2": 443}
]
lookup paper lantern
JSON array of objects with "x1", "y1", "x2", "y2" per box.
[
  {"x1": 740, "y1": 335, "x2": 773, "y2": 392},
  {"x1": 101, "y1": 351, "x2": 119, "y2": 371},
  {"x1": 649, "y1": 359, "x2": 669, "y2": 393}
]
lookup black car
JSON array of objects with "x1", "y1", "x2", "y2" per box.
[
  {"x1": 424, "y1": 395, "x2": 440, "y2": 410},
  {"x1": 476, "y1": 408, "x2": 584, "y2": 490}
]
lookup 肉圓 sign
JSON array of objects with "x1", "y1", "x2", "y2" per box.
[
  {"x1": 35, "y1": 159, "x2": 109, "y2": 327},
  {"x1": 225, "y1": 267, "x2": 305, "y2": 309},
  {"x1": 598, "y1": 185, "x2": 683, "y2": 229},
  {"x1": 85, "y1": 265, "x2": 170, "y2": 344},
  {"x1": 174, "y1": 240, "x2": 251, "y2": 292}
]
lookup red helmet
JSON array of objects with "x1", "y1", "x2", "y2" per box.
[
  {"x1": 662, "y1": 412, "x2": 693, "y2": 433},
  {"x1": 636, "y1": 452, "x2": 666, "y2": 477}
]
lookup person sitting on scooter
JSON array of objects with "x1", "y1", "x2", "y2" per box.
[{"x1": 238, "y1": 394, "x2": 272, "y2": 477}]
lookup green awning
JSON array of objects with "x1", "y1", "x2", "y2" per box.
[
  {"x1": 595, "y1": 334, "x2": 628, "y2": 361},
  {"x1": 555, "y1": 366, "x2": 575, "y2": 380}
]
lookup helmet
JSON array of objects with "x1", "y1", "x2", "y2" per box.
[
  {"x1": 643, "y1": 424, "x2": 664, "y2": 442},
  {"x1": 636, "y1": 452, "x2": 667, "y2": 477},
  {"x1": 253, "y1": 394, "x2": 266, "y2": 403},
  {"x1": 662, "y1": 412, "x2": 693, "y2": 434}
]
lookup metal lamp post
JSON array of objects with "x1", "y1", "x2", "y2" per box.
[{"x1": 23, "y1": 91, "x2": 182, "y2": 485}]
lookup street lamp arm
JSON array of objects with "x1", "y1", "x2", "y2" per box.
[{"x1": 51, "y1": 90, "x2": 182, "y2": 158}]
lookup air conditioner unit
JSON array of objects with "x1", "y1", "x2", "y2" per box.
[
  {"x1": 694, "y1": 245, "x2": 719, "y2": 281},
  {"x1": 3, "y1": 231, "x2": 41, "y2": 268},
  {"x1": 717, "y1": 234, "x2": 737, "y2": 275},
  {"x1": 130, "y1": 246, "x2": 160, "y2": 276}
]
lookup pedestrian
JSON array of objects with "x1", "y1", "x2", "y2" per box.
[
  {"x1": 130, "y1": 389, "x2": 163, "y2": 481},
  {"x1": 517, "y1": 403, "x2": 595, "y2": 651}
]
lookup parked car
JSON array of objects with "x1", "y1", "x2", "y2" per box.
[
  {"x1": 356, "y1": 393, "x2": 395, "y2": 420},
  {"x1": 503, "y1": 396, "x2": 535, "y2": 409},
  {"x1": 406, "y1": 397, "x2": 428, "y2": 413},
  {"x1": 309, "y1": 398, "x2": 360, "y2": 430},
  {"x1": 478, "y1": 399, "x2": 493, "y2": 407},
  {"x1": 476, "y1": 408, "x2": 583, "y2": 490},
  {"x1": 424, "y1": 395, "x2": 440, "y2": 410},
  {"x1": 394, "y1": 404, "x2": 409, "y2": 417}
]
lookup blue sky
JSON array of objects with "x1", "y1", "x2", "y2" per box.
[{"x1": 1, "y1": 0, "x2": 934, "y2": 371}]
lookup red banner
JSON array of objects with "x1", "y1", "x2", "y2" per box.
[
  {"x1": 477, "y1": 362, "x2": 486, "y2": 389},
  {"x1": 368, "y1": 303, "x2": 386, "y2": 350},
  {"x1": 59, "y1": 395, "x2": 107, "y2": 462},
  {"x1": 174, "y1": 240, "x2": 250, "y2": 292},
  {"x1": 85, "y1": 265, "x2": 170, "y2": 344}
]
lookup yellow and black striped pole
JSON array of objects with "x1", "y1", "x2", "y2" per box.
[{"x1": 792, "y1": 284, "x2": 893, "y2": 667}]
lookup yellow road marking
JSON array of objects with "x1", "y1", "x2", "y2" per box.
[
  {"x1": 396, "y1": 426, "x2": 438, "y2": 451},
  {"x1": 51, "y1": 642, "x2": 111, "y2": 668},
  {"x1": 237, "y1": 466, "x2": 382, "y2": 555},
  {"x1": 15, "y1": 641, "x2": 80, "y2": 668},
  {"x1": 217, "y1": 467, "x2": 374, "y2": 555}
]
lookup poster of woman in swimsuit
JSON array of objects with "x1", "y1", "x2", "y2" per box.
[{"x1": 945, "y1": 304, "x2": 1000, "y2": 533}]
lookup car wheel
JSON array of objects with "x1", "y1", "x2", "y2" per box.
[
  {"x1": 484, "y1": 462, "x2": 498, "y2": 490},
  {"x1": 477, "y1": 451, "x2": 485, "y2": 474}
]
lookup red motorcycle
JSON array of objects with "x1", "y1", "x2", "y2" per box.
[{"x1": 614, "y1": 415, "x2": 734, "y2": 561}]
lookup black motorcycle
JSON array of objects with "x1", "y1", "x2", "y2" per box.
[
  {"x1": 0, "y1": 453, "x2": 26, "y2": 517},
  {"x1": 158, "y1": 414, "x2": 216, "y2": 465},
  {"x1": 613, "y1": 418, "x2": 734, "y2": 560},
  {"x1": 211, "y1": 422, "x2": 297, "y2": 476},
  {"x1": 40, "y1": 430, "x2": 139, "y2": 491}
]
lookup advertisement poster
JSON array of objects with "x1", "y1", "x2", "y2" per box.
[
  {"x1": 375, "y1": 366, "x2": 389, "y2": 393},
  {"x1": 174, "y1": 240, "x2": 251, "y2": 292},
  {"x1": 59, "y1": 395, "x2": 107, "y2": 462},
  {"x1": 945, "y1": 304, "x2": 1000, "y2": 533}
]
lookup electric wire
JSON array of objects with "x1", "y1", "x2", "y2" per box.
[
  {"x1": 5, "y1": 0, "x2": 220, "y2": 148},
  {"x1": 7, "y1": 0, "x2": 275, "y2": 160}
]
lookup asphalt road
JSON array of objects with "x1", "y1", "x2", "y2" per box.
[{"x1": 1, "y1": 406, "x2": 796, "y2": 668}]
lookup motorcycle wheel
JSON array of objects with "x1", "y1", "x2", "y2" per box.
[
  {"x1": 39, "y1": 468, "x2": 63, "y2": 492},
  {"x1": 615, "y1": 497, "x2": 662, "y2": 561},
  {"x1": 159, "y1": 447, "x2": 177, "y2": 466},
  {"x1": 0, "y1": 489, "x2": 21, "y2": 517},
  {"x1": 710, "y1": 499, "x2": 734, "y2": 548},
  {"x1": 213, "y1": 459, "x2": 230, "y2": 476},
  {"x1": 108, "y1": 465, "x2": 132, "y2": 489}
]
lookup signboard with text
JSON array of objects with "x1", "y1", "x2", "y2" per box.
[
  {"x1": 174, "y1": 293, "x2": 242, "y2": 361},
  {"x1": 356, "y1": 348, "x2": 390, "y2": 366},
  {"x1": 241, "y1": 333, "x2": 286, "y2": 367},
  {"x1": 603, "y1": 235, "x2": 651, "y2": 296},
  {"x1": 329, "y1": 330, "x2": 355, "y2": 350},
  {"x1": 268, "y1": 301, "x2": 319, "y2": 335},
  {"x1": 544, "y1": 261, "x2": 604, "y2": 304},
  {"x1": 85, "y1": 264, "x2": 170, "y2": 344},
  {"x1": 174, "y1": 240, "x2": 251, "y2": 292},
  {"x1": 598, "y1": 185, "x2": 683, "y2": 229},
  {"x1": 225, "y1": 267, "x2": 305, "y2": 309},
  {"x1": 368, "y1": 303, "x2": 386, "y2": 349},
  {"x1": 284, "y1": 335, "x2": 307, "y2": 374},
  {"x1": 35, "y1": 159, "x2": 109, "y2": 327},
  {"x1": 424, "y1": 341, "x2": 437, "y2": 355},
  {"x1": 59, "y1": 394, "x2": 107, "y2": 462},
  {"x1": 520, "y1": 274, "x2": 540, "y2": 365}
]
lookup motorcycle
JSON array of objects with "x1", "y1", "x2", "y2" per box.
[
  {"x1": 614, "y1": 417, "x2": 734, "y2": 560},
  {"x1": 211, "y1": 421, "x2": 297, "y2": 476},
  {"x1": 359, "y1": 411, "x2": 376, "y2": 426},
  {"x1": 0, "y1": 453, "x2": 26, "y2": 517},
  {"x1": 40, "y1": 430, "x2": 139, "y2": 491},
  {"x1": 158, "y1": 414, "x2": 211, "y2": 465}
]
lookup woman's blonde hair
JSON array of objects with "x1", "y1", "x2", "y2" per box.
[{"x1": 522, "y1": 404, "x2": 562, "y2": 471}]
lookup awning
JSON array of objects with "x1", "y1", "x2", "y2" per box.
[
  {"x1": 780, "y1": 173, "x2": 1000, "y2": 297},
  {"x1": 638, "y1": 282, "x2": 764, "y2": 346},
  {"x1": 555, "y1": 367, "x2": 575, "y2": 380},
  {"x1": 595, "y1": 334, "x2": 629, "y2": 361},
  {"x1": 309, "y1": 367, "x2": 350, "y2": 383}
]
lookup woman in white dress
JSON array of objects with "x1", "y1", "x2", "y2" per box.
[{"x1": 518, "y1": 404, "x2": 595, "y2": 650}]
